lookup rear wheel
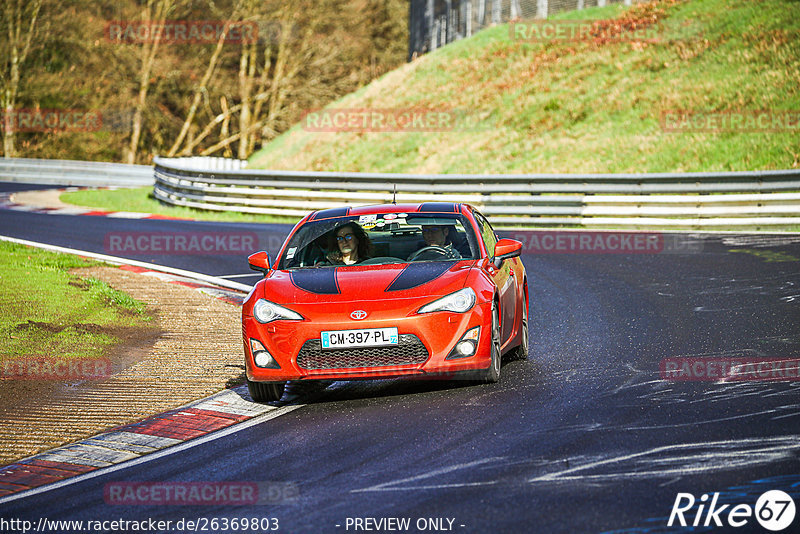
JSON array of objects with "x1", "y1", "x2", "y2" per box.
[
  {"x1": 247, "y1": 379, "x2": 285, "y2": 402},
  {"x1": 476, "y1": 304, "x2": 501, "y2": 383},
  {"x1": 512, "y1": 304, "x2": 529, "y2": 361}
]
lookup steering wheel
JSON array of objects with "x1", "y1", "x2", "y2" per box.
[{"x1": 407, "y1": 245, "x2": 450, "y2": 262}]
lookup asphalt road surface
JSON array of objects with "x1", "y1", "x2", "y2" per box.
[{"x1": 2, "y1": 183, "x2": 799, "y2": 533}]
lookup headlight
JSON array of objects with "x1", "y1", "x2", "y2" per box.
[
  {"x1": 252, "y1": 299, "x2": 303, "y2": 323},
  {"x1": 418, "y1": 288, "x2": 476, "y2": 314}
]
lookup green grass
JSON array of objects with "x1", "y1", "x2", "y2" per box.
[
  {"x1": 0, "y1": 241, "x2": 152, "y2": 365},
  {"x1": 60, "y1": 187, "x2": 301, "y2": 224},
  {"x1": 249, "y1": 0, "x2": 800, "y2": 174}
]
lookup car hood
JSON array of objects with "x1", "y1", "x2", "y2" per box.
[{"x1": 261, "y1": 260, "x2": 475, "y2": 304}]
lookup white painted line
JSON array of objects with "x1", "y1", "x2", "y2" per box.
[
  {"x1": 190, "y1": 389, "x2": 275, "y2": 418},
  {"x1": 84, "y1": 431, "x2": 181, "y2": 451},
  {"x1": 47, "y1": 443, "x2": 141, "y2": 465},
  {"x1": 219, "y1": 273, "x2": 262, "y2": 279},
  {"x1": 81, "y1": 439, "x2": 157, "y2": 455},
  {"x1": 0, "y1": 234, "x2": 252, "y2": 292},
  {"x1": 0, "y1": 403, "x2": 304, "y2": 505},
  {"x1": 47, "y1": 207, "x2": 94, "y2": 215},
  {"x1": 105, "y1": 212, "x2": 150, "y2": 219},
  {"x1": 197, "y1": 287, "x2": 244, "y2": 300},
  {"x1": 88, "y1": 431, "x2": 180, "y2": 448},
  {"x1": 33, "y1": 452, "x2": 112, "y2": 468}
]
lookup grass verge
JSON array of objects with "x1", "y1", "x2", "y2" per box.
[{"x1": 0, "y1": 240, "x2": 152, "y2": 367}]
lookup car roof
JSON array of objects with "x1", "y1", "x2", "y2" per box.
[{"x1": 307, "y1": 203, "x2": 473, "y2": 222}]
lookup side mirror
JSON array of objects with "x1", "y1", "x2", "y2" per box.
[
  {"x1": 248, "y1": 251, "x2": 271, "y2": 275},
  {"x1": 493, "y1": 239, "x2": 522, "y2": 268}
]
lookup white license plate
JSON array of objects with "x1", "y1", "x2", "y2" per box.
[{"x1": 320, "y1": 327, "x2": 399, "y2": 350}]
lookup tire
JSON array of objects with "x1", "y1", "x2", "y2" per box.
[
  {"x1": 247, "y1": 379, "x2": 285, "y2": 402},
  {"x1": 512, "y1": 304, "x2": 529, "y2": 361},
  {"x1": 476, "y1": 304, "x2": 501, "y2": 383}
]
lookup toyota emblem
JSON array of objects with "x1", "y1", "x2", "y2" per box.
[{"x1": 350, "y1": 310, "x2": 368, "y2": 320}]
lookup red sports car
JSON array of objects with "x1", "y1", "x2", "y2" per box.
[{"x1": 242, "y1": 202, "x2": 528, "y2": 402}]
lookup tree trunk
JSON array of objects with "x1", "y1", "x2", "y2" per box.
[
  {"x1": 237, "y1": 39, "x2": 256, "y2": 159},
  {"x1": 1, "y1": 0, "x2": 42, "y2": 158},
  {"x1": 125, "y1": 0, "x2": 176, "y2": 164},
  {"x1": 168, "y1": 0, "x2": 246, "y2": 157}
]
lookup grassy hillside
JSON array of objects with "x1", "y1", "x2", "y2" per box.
[{"x1": 249, "y1": 0, "x2": 800, "y2": 174}]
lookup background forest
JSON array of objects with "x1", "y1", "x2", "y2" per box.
[{"x1": 0, "y1": 0, "x2": 408, "y2": 163}]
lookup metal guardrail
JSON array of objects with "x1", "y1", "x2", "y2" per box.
[
  {"x1": 154, "y1": 157, "x2": 800, "y2": 228},
  {"x1": 0, "y1": 157, "x2": 152, "y2": 187}
]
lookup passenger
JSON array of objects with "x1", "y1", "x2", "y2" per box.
[{"x1": 325, "y1": 222, "x2": 373, "y2": 265}]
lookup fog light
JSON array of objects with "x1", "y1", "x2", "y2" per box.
[
  {"x1": 250, "y1": 338, "x2": 280, "y2": 369},
  {"x1": 446, "y1": 327, "x2": 481, "y2": 360},
  {"x1": 254, "y1": 351, "x2": 273, "y2": 367},
  {"x1": 457, "y1": 340, "x2": 476, "y2": 356}
]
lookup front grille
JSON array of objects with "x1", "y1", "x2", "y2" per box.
[{"x1": 297, "y1": 334, "x2": 429, "y2": 370}]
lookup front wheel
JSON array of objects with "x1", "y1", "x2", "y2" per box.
[
  {"x1": 247, "y1": 379, "x2": 285, "y2": 402},
  {"x1": 475, "y1": 304, "x2": 501, "y2": 383}
]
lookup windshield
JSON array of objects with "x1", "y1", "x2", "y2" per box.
[{"x1": 278, "y1": 212, "x2": 479, "y2": 269}]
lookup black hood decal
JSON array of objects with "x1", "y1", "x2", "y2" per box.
[
  {"x1": 309, "y1": 207, "x2": 350, "y2": 221},
  {"x1": 385, "y1": 262, "x2": 452, "y2": 292},
  {"x1": 418, "y1": 202, "x2": 457, "y2": 213},
  {"x1": 290, "y1": 268, "x2": 340, "y2": 294}
]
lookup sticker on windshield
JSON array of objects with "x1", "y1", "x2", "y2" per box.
[
  {"x1": 359, "y1": 214, "x2": 378, "y2": 225},
  {"x1": 384, "y1": 213, "x2": 397, "y2": 221},
  {"x1": 286, "y1": 247, "x2": 297, "y2": 259}
]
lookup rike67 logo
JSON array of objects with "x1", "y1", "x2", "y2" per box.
[{"x1": 669, "y1": 490, "x2": 796, "y2": 531}]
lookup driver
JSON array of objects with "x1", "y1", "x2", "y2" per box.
[{"x1": 411, "y1": 225, "x2": 462, "y2": 260}]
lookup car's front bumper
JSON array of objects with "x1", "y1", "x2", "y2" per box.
[{"x1": 243, "y1": 299, "x2": 493, "y2": 382}]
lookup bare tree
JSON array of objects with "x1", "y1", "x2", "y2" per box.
[
  {"x1": 125, "y1": 0, "x2": 180, "y2": 164},
  {"x1": 0, "y1": 0, "x2": 43, "y2": 158},
  {"x1": 166, "y1": 0, "x2": 248, "y2": 157},
  {"x1": 168, "y1": 1, "x2": 334, "y2": 159},
  {"x1": 491, "y1": 0, "x2": 501, "y2": 24},
  {"x1": 511, "y1": 0, "x2": 523, "y2": 20}
]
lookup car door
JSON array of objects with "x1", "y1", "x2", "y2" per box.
[{"x1": 474, "y1": 210, "x2": 517, "y2": 344}]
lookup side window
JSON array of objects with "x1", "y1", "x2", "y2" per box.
[{"x1": 474, "y1": 211, "x2": 498, "y2": 257}]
